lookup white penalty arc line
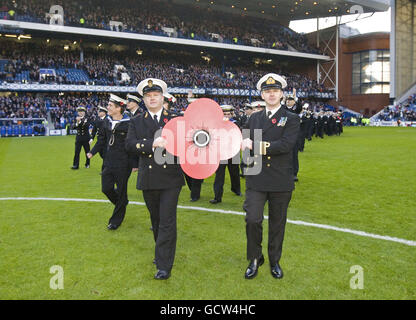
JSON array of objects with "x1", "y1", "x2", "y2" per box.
[{"x1": 1, "y1": 197, "x2": 416, "y2": 247}]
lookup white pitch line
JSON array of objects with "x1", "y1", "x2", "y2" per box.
[{"x1": 1, "y1": 197, "x2": 415, "y2": 247}]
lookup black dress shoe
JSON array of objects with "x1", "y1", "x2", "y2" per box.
[
  {"x1": 107, "y1": 223, "x2": 119, "y2": 230},
  {"x1": 294, "y1": 176, "x2": 299, "y2": 182},
  {"x1": 70, "y1": 166, "x2": 79, "y2": 170},
  {"x1": 270, "y1": 263, "x2": 284, "y2": 279},
  {"x1": 234, "y1": 191, "x2": 242, "y2": 196},
  {"x1": 154, "y1": 270, "x2": 170, "y2": 280},
  {"x1": 190, "y1": 197, "x2": 200, "y2": 202},
  {"x1": 244, "y1": 255, "x2": 264, "y2": 279},
  {"x1": 209, "y1": 199, "x2": 221, "y2": 204}
]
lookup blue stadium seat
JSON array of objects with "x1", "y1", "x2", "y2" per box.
[
  {"x1": 26, "y1": 125, "x2": 33, "y2": 136},
  {"x1": 56, "y1": 68, "x2": 90, "y2": 83},
  {"x1": 12, "y1": 125, "x2": 19, "y2": 136},
  {"x1": 6, "y1": 126, "x2": 12, "y2": 136},
  {"x1": 0, "y1": 126, "x2": 6, "y2": 136}
]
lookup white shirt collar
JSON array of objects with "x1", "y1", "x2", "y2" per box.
[
  {"x1": 265, "y1": 104, "x2": 282, "y2": 118},
  {"x1": 148, "y1": 108, "x2": 163, "y2": 121}
]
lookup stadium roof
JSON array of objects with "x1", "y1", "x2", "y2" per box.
[{"x1": 175, "y1": 0, "x2": 390, "y2": 21}]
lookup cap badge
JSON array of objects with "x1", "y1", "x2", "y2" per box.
[
  {"x1": 266, "y1": 77, "x2": 276, "y2": 85},
  {"x1": 148, "y1": 80, "x2": 153, "y2": 88}
]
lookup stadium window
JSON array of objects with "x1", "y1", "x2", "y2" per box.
[{"x1": 351, "y1": 50, "x2": 390, "y2": 94}]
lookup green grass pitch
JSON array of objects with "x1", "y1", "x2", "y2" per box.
[{"x1": 0, "y1": 126, "x2": 415, "y2": 299}]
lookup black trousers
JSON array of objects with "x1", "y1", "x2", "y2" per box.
[
  {"x1": 73, "y1": 138, "x2": 90, "y2": 167},
  {"x1": 142, "y1": 186, "x2": 182, "y2": 272},
  {"x1": 292, "y1": 144, "x2": 299, "y2": 177},
  {"x1": 243, "y1": 189, "x2": 292, "y2": 265},
  {"x1": 101, "y1": 166, "x2": 130, "y2": 226},
  {"x1": 306, "y1": 124, "x2": 314, "y2": 140},
  {"x1": 299, "y1": 131, "x2": 306, "y2": 151},
  {"x1": 316, "y1": 125, "x2": 324, "y2": 138},
  {"x1": 184, "y1": 174, "x2": 203, "y2": 200},
  {"x1": 213, "y1": 160, "x2": 241, "y2": 201}
]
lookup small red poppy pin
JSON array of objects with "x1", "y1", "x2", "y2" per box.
[
  {"x1": 272, "y1": 118, "x2": 277, "y2": 124},
  {"x1": 164, "y1": 118, "x2": 169, "y2": 124}
]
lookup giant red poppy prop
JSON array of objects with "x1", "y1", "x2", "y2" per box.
[{"x1": 162, "y1": 98, "x2": 242, "y2": 179}]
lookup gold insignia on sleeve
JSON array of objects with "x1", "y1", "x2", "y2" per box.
[{"x1": 266, "y1": 77, "x2": 276, "y2": 85}]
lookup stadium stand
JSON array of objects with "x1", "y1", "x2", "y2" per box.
[
  {"x1": 0, "y1": 0, "x2": 321, "y2": 54},
  {"x1": 0, "y1": 91, "x2": 346, "y2": 135},
  {"x1": 0, "y1": 0, "x2": 343, "y2": 138},
  {"x1": 0, "y1": 41, "x2": 329, "y2": 94},
  {"x1": 372, "y1": 94, "x2": 416, "y2": 122},
  {"x1": 0, "y1": 95, "x2": 47, "y2": 136}
]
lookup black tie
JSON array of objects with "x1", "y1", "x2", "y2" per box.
[
  {"x1": 153, "y1": 114, "x2": 159, "y2": 126},
  {"x1": 267, "y1": 111, "x2": 272, "y2": 118}
]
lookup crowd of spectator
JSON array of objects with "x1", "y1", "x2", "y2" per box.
[
  {"x1": 48, "y1": 94, "x2": 107, "y2": 129},
  {"x1": 1, "y1": 41, "x2": 329, "y2": 95},
  {"x1": 49, "y1": 94, "x2": 263, "y2": 130},
  {"x1": 374, "y1": 94, "x2": 416, "y2": 122},
  {"x1": 0, "y1": 0, "x2": 321, "y2": 54},
  {"x1": 0, "y1": 91, "x2": 340, "y2": 132},
  {"x1": 0, "y1": 95, "x2": 47, "y2": 119}
]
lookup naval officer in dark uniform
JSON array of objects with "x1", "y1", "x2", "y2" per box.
[
  {"x1": 90, "y1": 105, "x2": 109, "y2": 172},
  {"x1": 71, "y1": 106, "x2": 92, "y2": 169},
  {"x1": 316, "y1": 111, "x2": 325, "y2": 138},
  {"x1": 284, "y1": 90, "x2": 303, "y2": 182},
  {"x1": 125, "y1": 94, "x2": 142, "y2": 174},
  {"x1": 163, "y1": 92, "x2": 178, "y2": 113},
  {"x1": 241, "y1": 73, "x2": 300, "y2": 280},
  {"x1": 87, "y1": 94, "x2": 132, "y2": 230},
  {"x1": 126, "y1": 94, "x2": 142, "y2": 118},
  {"x1": 126, "y1": 78, "x2": 185, "y2": 280}
]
